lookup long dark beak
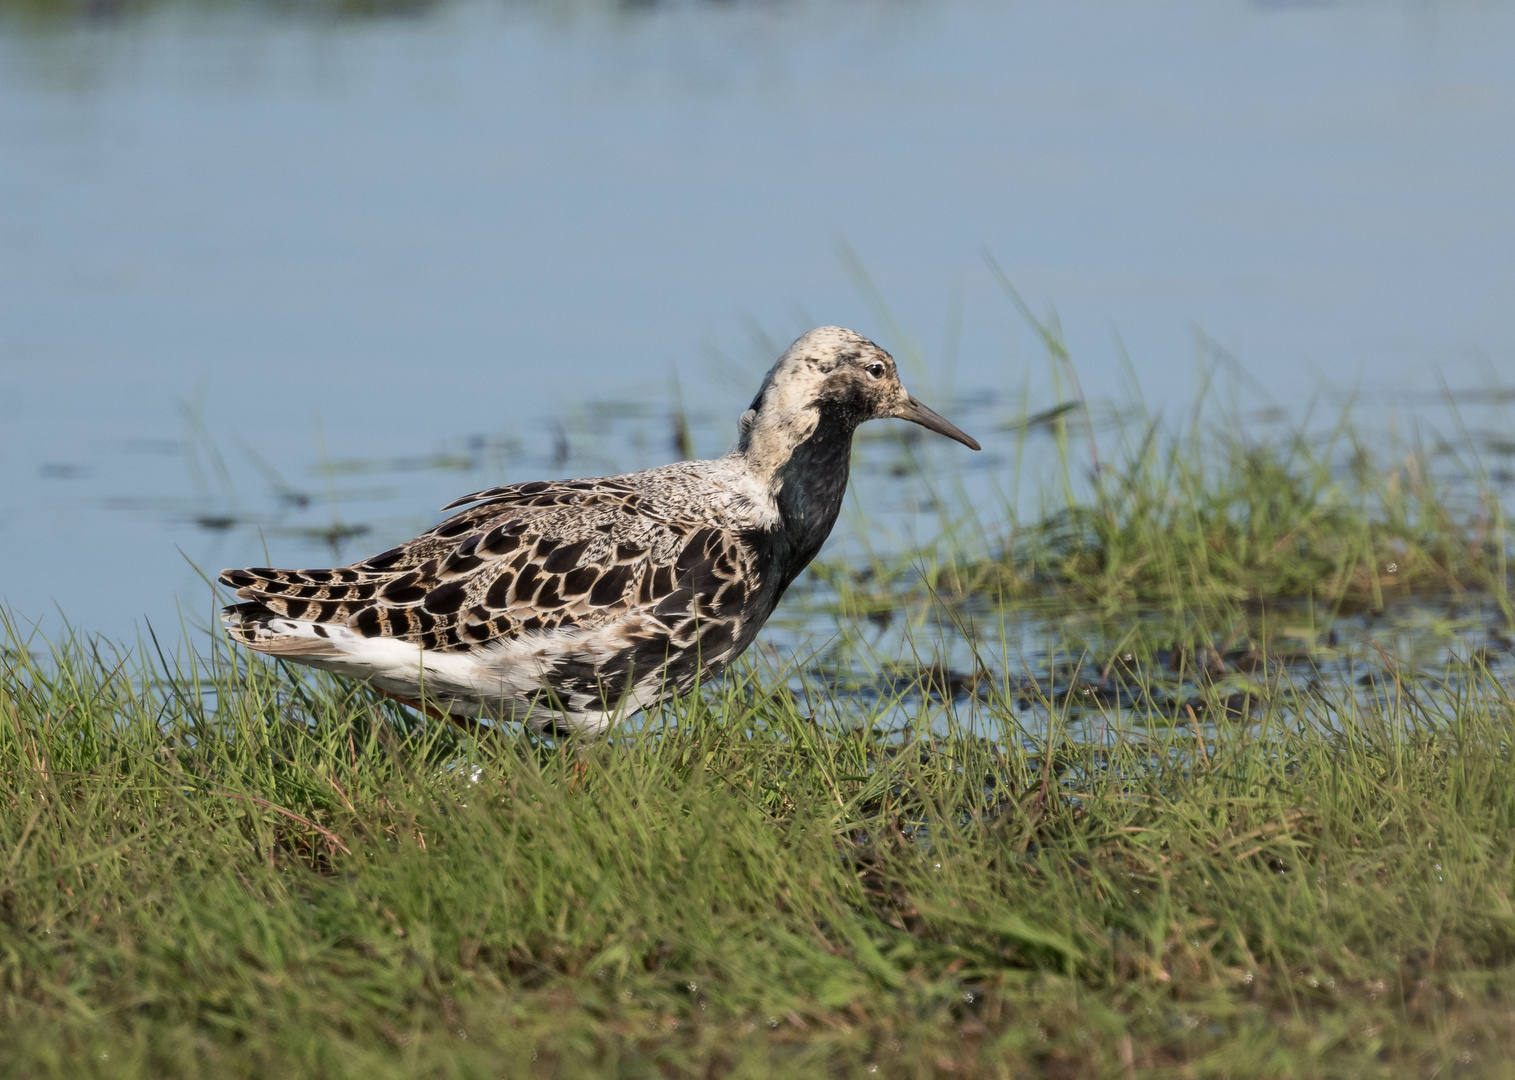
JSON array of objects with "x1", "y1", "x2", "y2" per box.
[{"x1": 894, "y1": 395, "x2": 981, "y2": 451}]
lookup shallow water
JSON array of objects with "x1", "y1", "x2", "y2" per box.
[{"x1": 2, "y1": 0, "x2": 1514, "y2": 642}]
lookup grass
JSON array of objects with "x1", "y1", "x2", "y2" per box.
[
  {"x1": 4, "y1": 347, "x2": 1515, "y2": 1077},
  {"x1": 7, "y1": 582, "x2": 1515, "y2": 1078},
  {"x1": 822, "y1": 364, "x2": 1512, "y2": 667},
  {"x1": 985, "y1": 415, "x2": 1509, "y2": 612}
]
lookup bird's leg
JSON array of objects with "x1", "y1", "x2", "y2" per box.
[
  {"x1": 370, "y1": 686, "x2": 493, "y2": 740},
  {"x1": 564, "y1": 739, "x2": 590, "y2": 788},
  {"x1": 370, "y1": 684, "x2": 448, "y2": 720}
]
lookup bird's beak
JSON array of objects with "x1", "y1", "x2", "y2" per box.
[{"x1": 894, "y1": 395, "x2": 981, "y2": 451}]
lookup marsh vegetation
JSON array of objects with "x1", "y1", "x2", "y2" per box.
[
  {"x1": 5, "y1": 364, "x2": 1515, "y2": 1078},
  {"x1": 7, "y1": 0, "x2": 1515, "y2": 1069}
]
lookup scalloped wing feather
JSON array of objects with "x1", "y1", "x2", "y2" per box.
[{"x1": 217, "y1": 473, "x2": 768, "y2": 721}]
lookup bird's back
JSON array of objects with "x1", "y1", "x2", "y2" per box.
[{"x1": 219, "y1": 458, "x2": 780, "y2": 731}]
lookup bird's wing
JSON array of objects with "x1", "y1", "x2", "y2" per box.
[{"x1": 218, "y1": 477, "x2": 758, "y2": 657}]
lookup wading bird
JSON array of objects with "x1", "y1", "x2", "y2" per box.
[{"x1": 219, "y1": 327, "x2": 979, "y2": 735}]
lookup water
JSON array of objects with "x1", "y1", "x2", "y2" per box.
[
  {"x1": 2, "y1": 0, "x2": 1514, "y2": 642},
  {"x1": 780, "y1": 589, "x2": 1515, "y2": 742}
]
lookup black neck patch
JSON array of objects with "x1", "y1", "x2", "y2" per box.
[{"x1": 756, "y1": 398, "x2": 862, "y2": 596}]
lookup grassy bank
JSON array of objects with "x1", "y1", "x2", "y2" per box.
[
  {"x1": 5, "y1": 603, "x2": 1515, "y2": 1078},
  {"x1": 5, "y1": 383, "x2": 1515, "y2": 1078}
]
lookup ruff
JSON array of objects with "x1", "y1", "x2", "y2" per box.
[{"x1": 219, "y1": 326, "x2": 978, "y2": 734}]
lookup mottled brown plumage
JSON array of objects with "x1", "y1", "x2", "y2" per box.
[
  {"x1": 225, "y1": 477, "x2": 752, "y2": 654},
  {"x1": 219, "y1": 327, "x2": 978, "y2": 734}
]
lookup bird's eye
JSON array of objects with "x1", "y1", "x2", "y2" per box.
[{"x1": 865, "y1": 362, "x2": 886, "y2": 379}]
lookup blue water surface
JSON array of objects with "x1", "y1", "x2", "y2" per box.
[{"x1": 1, "y1": 0, "x2": 1513, "y2": 640}]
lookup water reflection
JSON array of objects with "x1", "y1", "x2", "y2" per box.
[
  {"x1": 1, "y1": 0, "x2": 450, "y2": 23},
  {"x1": 2, "y1": 0, "x2": 1514, "y2": 645}
]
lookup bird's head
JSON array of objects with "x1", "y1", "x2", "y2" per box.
[{"x1": 737, "y1": 326, "x2": 979, "y2": 477}]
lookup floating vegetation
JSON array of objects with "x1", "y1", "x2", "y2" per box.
[{"x1": 281, "y1": 520, "x2": 372, "y2": 551}]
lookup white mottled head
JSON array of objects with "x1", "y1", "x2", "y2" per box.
[{"x1": 735, "y1": 326, "x2": 979, "y2": 480}]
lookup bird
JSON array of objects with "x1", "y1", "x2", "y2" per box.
[{"x1": 218, "y1": 326, "x2": 979, "y2": 736}]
